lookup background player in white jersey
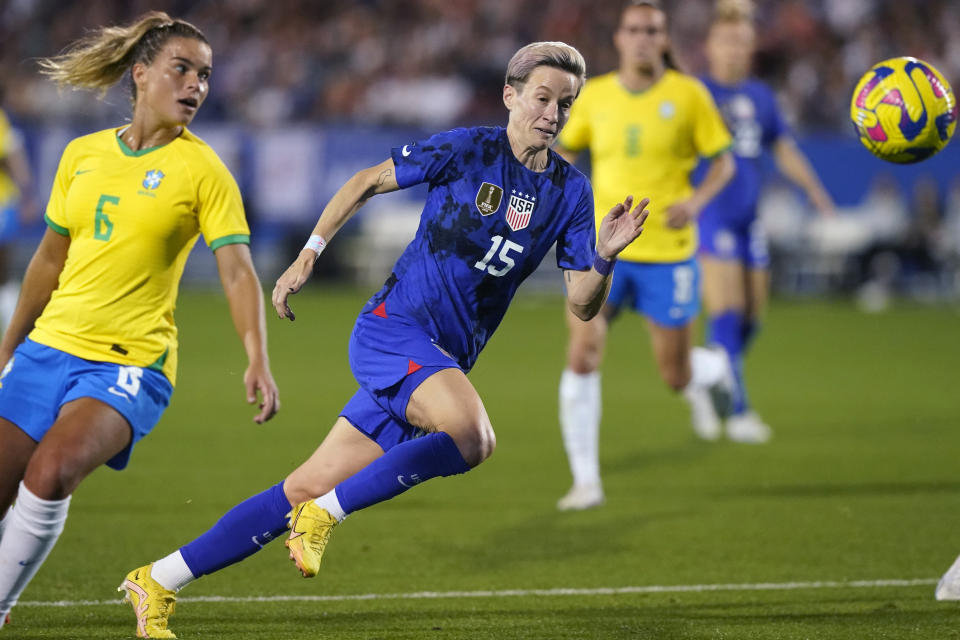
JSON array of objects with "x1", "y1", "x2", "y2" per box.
[
  {"x1": 0, "y1": 12, "x2": 279, "y2": 630},
  {"x1": 120, "y1": 42, "x2": 651, "y2": 638},
  {"x1": 697, "y1": 0, "x2": 834, "y2": 442},
  {"x1": 556, "y1": 0, "x2": 735, "y2": 511}
]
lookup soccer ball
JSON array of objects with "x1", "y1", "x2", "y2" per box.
[{"x1": 850, "y1": 56, "x2": 957, "y2": 163}]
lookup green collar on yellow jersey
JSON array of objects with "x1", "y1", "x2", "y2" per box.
[{"x1": 116, "y1": 127, "x2": 180, "y2": 157}]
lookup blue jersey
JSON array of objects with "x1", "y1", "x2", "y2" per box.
[
  {"x1": 697, "y1": 77, "x2": 788, "y2": 221},
  {"x1": 364, "y1": 126, "x2": 595, "y2": 372}
]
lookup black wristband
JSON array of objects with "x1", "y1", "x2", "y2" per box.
[{"x1": 593, "y1": 253, "x2": 615, "y2": 276}]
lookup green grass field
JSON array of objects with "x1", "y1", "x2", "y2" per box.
[{"x1": 9, "y1": 287, "x2": 960, "y2": 639}]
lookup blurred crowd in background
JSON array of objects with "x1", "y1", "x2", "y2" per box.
[
  {"x1": 1, "y1": 0, "x2": 960, "y2": 305},
  {"x1": 2, "y1": 0, "x2": 958, "y2": 131}
]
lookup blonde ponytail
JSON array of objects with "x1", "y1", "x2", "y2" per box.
[
  {"x1": 38, "y1": 11, "x2": 207, "y2": 98},
  {"x1": 713, "y1": 0, "x2": 755, "y2": 23}
]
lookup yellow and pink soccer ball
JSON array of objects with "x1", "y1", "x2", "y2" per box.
[{"x1": 850, "y1": 56, "x2": 957, "y2": 163}]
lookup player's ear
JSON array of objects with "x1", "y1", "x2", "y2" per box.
[
  {"x1": 132, "y1": 62, "x2": 148, "y2": 95},
  {"x1": 503, "y1": 83, "x2": 516, "y2": 111}
]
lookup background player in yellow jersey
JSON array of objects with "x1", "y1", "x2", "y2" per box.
[
  {"x1": 0, "y1": 12, "x2": 279, "y2": 629},
  {"x1": 556, "y1": 0, "x2": 736, "y2": 510},
  {"x1": 0, "y1": 105, "x2": 37, "y2": 334}
]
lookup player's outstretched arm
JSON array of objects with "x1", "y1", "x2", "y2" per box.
[
  {"x1": 0, "y1": 228, "x2": 69, "y2": 367},
  {"x1": 565, "y1": 196, "x2": 650, "y2": 320},
  {"x1": 215, "y1": 242, "x2": 280, "y2": 424},
  {"x1": 272, "y1": 158, "x2": 400, "y2": 321},
  {"x1": 773, "y1": 137, "x2": 835, "y2": 216},
  {"x1": 665, "y1": 150, "x2": 735, "y2": 228}
]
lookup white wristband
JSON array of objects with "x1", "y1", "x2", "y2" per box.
[{"x1": 303, "y1": 234, "x2": 327, "y2": 257}]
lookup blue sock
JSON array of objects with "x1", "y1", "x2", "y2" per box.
[
  {"x1": 710, "y1": 310, "x2": 749, "y2": 415},
  {"x1": 336, "y1": 431, "x2": 470, "y2": 515},
  {"x1": 742, "y1": 318, "x2": 760, "y2": 352},
  {"x1": 179, "y1": 481, "x2": 291, "y2": 578}
]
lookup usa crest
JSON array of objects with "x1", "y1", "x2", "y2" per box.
[
  {"x1": 505, "y1": 189, "x2": 536, "y2": 231},
  {"x1": 475, "y1": 182, "x2": 503, "y2": 216},
  {"x1": 142, "y1": 169, "x2": 165, "y2": 190}
]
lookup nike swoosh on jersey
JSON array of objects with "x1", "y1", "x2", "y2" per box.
[{"x1": 74, "y1": 169, "x2": 95, "y2": 175}]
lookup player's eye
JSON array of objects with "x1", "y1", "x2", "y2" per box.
[
  {"x1": 198, "y1": 70, "x2": 210, "y2": 81},
  {"x1": 175, "y1": 63, "x2": 186, "y2": 74}
]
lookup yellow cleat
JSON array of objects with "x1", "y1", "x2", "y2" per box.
[
  {"x1": 118, "y1": 564, "x2": 177, "y2": 639},
  {"x1": 285, "y1": 501, "x2": 338, "y2": 578}
]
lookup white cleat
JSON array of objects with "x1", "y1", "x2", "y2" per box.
[
  {"x1": 726, "y1": 411, "x2": 772, "y2": 444},
  {"x1": 684, "y1": 385, "x2": 722, "y2": 441},
  {"x1": 557, "y1": 484, "x2": 605, "y2": 511},
  {"x1": 936, "y1": 554, "x2": 960, "y2": 600}
]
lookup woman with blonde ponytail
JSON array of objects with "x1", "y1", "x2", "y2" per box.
[{"x1": 0, "y1": 12, "x2": 279, "y2": 635}]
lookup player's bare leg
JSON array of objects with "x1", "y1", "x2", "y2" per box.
[
  {"x1": 405, "y1": 368, "x2": 496, "y2": 467},
  {"x1": 284, "y1": 418, "x2": 385, "y2": 505},
  {"x1": 0, "y1": 419, "x2": 36, "y2": 631},
  {"x1": 287, "y1": 369, "x2": 486, "y2": 577},
  {"x1": 0, "y1": 419, "x2": 37, "y2": 522},
  {"x1": 2, "y1": 399, "x2": 131, "y2": 625}
]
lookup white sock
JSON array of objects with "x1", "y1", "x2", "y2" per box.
[
  {"x1": 559, "y1": 369, "x2": 602, "y2": 488},
  {"x1": 0, "y1": 282, "x2": 19, "y2": 333},
  {"x1": 313, "y1": 490, "x2": 346, "y2": 522},
  {"x1": 0, "y1": 482, "x2": 71, "y2": 616},
  {"x1": 687, "y1": 346, "x2": 726, "y2": 389},
  {"x1": 150, "y1": 550, "x2": 196, "y2": 592}
]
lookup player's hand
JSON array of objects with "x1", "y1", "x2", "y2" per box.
[
  {"x1": 811, "y1": 189, "x2": 837, "y2": 217},
  {"x1": 245, "y1": 359, "x2": 279, "y2": 424},
  {"x1": 272, "y1": 251, "x2": 316, "y2": 321},
  {"x1": 664, "y1": 199, "x2": 698, "y2": 229},
  {"x1": 597, "y1": 195, "x2": 650, "y2": 259}
]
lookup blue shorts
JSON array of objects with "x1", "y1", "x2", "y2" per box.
[
  {"x1": 607, "y1": 258, "x2": 700, "y2": 327},
  {"x1": 698, "y1": 210, "x2": 770, "y2": 268},
  {"x1": 0, "y1": 206, "x2": 20, "y2": 244},
  {"x1": 341, "y1": 302, "x2": 460, "y2": 451},
  {"x1": 0, "y1": 338, "x2": 173, "y2": 470}
]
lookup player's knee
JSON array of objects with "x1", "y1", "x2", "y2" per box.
[
  {"x1": 23, "y1": 450, "x2": 79, "y2": 500},
  {"x1": 567, "y1": 337, "x2": 603, "y2": 373},
  {"x1": 447, "y1": 421, "x2": 496, "y2": 468},
  {"x1": 282, "y1": 480, "x2": 315, "y2": 507},
  {"x1": 660, "y1": 367, "x2": 691, "y2": 393}
]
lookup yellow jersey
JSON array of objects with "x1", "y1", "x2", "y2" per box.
[
  {"x1": 31, "y1": 127, "x2": 250, "y2": 385},
  {"x1": 559, "y1": 70, "x2": 732, "y2": 263},
  {"x1": 0, "y1": 109, "x2": 21, "y2": 207}
]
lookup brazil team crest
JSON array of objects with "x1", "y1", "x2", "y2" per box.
[
  {"x1": 505, "y1": 189, "x2": 536, "y2": 231},
  {"x1": 475, "y1": 182, "x2": 503, "y2": 215},
  {"x1": 142, "y1": 169, "x2": 165, "y2": 190}
]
